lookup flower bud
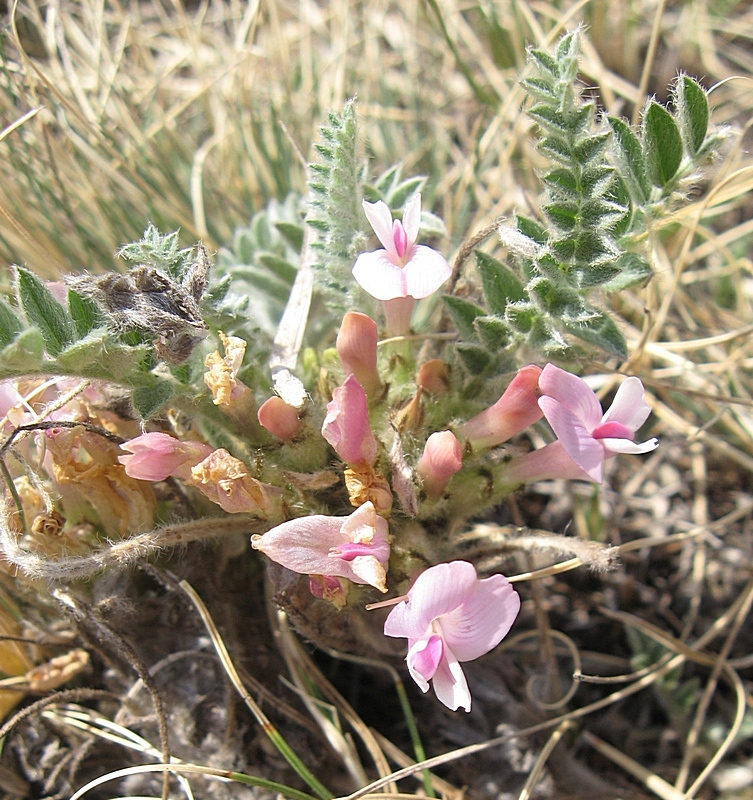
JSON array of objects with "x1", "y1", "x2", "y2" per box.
[
  {"x1": 118, "y1": 432, "x2": 214, "y2": 481},
  {"x1": 257, "y1": 396, "x2": 300, "y2": 442},
  {"x1": 417, "y1": 431, "x2": 462, "y2": 499},
  {"x1": 458, "y1": 365, "x2": 543, "y2": 450},
  {"x1": 336, "y1": 312, "x2": 382, "y2": 397},
  {"x1": 417, "y1": 359, "x2": 451, "y2": 395},
  {"x1": 321, "y1": 375, "x2": 378, "y2": 465}
]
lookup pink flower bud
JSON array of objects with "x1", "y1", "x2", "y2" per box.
[
  {"x1": 417, "y1": 431, "x2": 462, "y2": 499},
  {"x1": 458, "y1": 365, "x2": 543, "y2": 450},
  {"x1": 257, "y1": 396, "x2": 300, "y2": 442},
  {"x1": 336, "y1": 312, "x2": 382, "y2": 397},
  {"x1": 118, "y1": 432, "x2": 214, "y2": 481},
  {"x1": 309, "y1": 575, "x2": 348, "y2": 609},
  {"x1": 322, "y1": 375, "x2": 378, "y2": 465}
]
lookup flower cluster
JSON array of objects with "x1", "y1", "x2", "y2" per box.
[{"x1": 0, "y1": 194, "x2": 659, "y2": 714}]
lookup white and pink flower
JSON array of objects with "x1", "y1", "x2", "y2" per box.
[
  {"x1": 537, "y1": 364, "x2": 658, "y2": 483},
  {"x1": 352, "y1": 195, "x2": 451, "y2": 334},
  {"x1": 251, "y1": 501, "x2": 390, "y2": 592},
  {"x1": 384, "y1": 561, "x2": 520, "y2": 712}
]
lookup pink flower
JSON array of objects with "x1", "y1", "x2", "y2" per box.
[
  {"x1": 321, "y1": 375, "x2": 378, "y2": 465},
  {"x1": 336, "y1": 312, "x2": 381, "y2": 397},
  {"x1": 458, "y1": 365, "x2": 544, "y2": 450},
  {"x1": 352, "y1": 194, "x2": 451, "y2": 302},
  {"x1": 538, "y1": 364, "x2": 658, "y2": 483},
  {"x1": 417, "y1": 431, "x2": 462, "y2": 499},
  {"x1": 251, "y1": 501, "x2": 390, "y2": 592},
  {"x1": 384, "y1": 561, "x2": 520, "y2": 712},
  {"x1": 118, "y1": 432, "x2": 214, "y2": 481}
]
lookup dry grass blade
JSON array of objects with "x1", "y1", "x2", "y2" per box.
[
  {"x1": 275, "y1": 609, "x2": 389, "y2": 791},
  {"x1": 581, "y1": 731, "x2": 687, "y2": 800},
  {"x1": 177, "y1": 578, "x2": 332, "y2": 800}
]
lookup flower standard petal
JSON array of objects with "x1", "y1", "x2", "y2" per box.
[
  {"x1": 538, "y1": 395, "x2": 606, "y2": 482},
  {"x1": 401, "y1": 193, "x2": 422, "y2": 244},
  {"x1": 403, "y1": 245, "x2": 452, "y2": 299},
  {"x1": 362, "y1": 200, "x2": 398, "y2": 255},
  {"x1": 539, "y1": 363, "x2": 603, "y2": 430},
  {"x1": 251, "y1": 515, "x2": 345, "y2": 575},
  {"x1": 383, "y1": 561, "x2": 479, "y2": 638}
]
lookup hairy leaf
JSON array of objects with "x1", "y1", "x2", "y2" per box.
[
  {"x1": 476, "y1": 251, "x2": 526, "y2": 314},
  {"x1": 675, "y1": 76, "x2": 709, "y2": 155},
  {"x1": 15, "y1": 266, "x2": 75, "y2": 356},
  {"x1": 643, "y1": 101, "x2": 683, "y2": 187},
  {"x1": 0, "y1": 297, "x2": 23, "y2": 347},
  {"x1": 443, "y1": 295, "x2": 486, "y2": 339}
]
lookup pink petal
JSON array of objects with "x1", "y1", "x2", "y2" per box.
[
  {"x1": 430, "y1": 647, "x2": 472, "y2": 712},
  {"x1": 601, "y1": 376, "x2": 652, "y2": 431},
  {"x1": 340, "y1": 502, "x2": 390, "y2": 559},
  {"x1": 496, "y1": 440, "x2": 595, "y2": 485},
  {"x1": 539, "y1": 364, "x2": 603, "y2": 430},
  {"x1": 383, "y1": 561, "x2": 478, "y2": 639},
  {"x1": 401, "y1": 193, "x2": 422, "y2": 243},
  {"x1": 601, "y1": 437, "x2": 659, "y2": 456},
  {"x1": 403, "y1": 245, "x2": 451, "y2": 299},
  {"x1": 336, "y1": 312, "x2": 381, "y2": 397},
  {"x1": 362, "y1": 200, "x2": 397, "y2": 255},
  {"x1": 440, "y1": 573, "x2": 521, "y2": 662},
  {"x1": 406, "y1": 634, "x2": 444, "y2": 691},
  {"x1": 592, "y1": 420, "x2": 634, "y2": 440},
  {"x1": 251, "y1": 515, "x2": 347, "y2": 575},
  {"x1": 352, "y1": 251, "x2": 408, "y2": 300},
  {"x1": 539, "y1": 396, "x2": 605, "y2": 482},
  {"x1": 321, "y1": 375, "x2": 378, "y2": 465}
]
